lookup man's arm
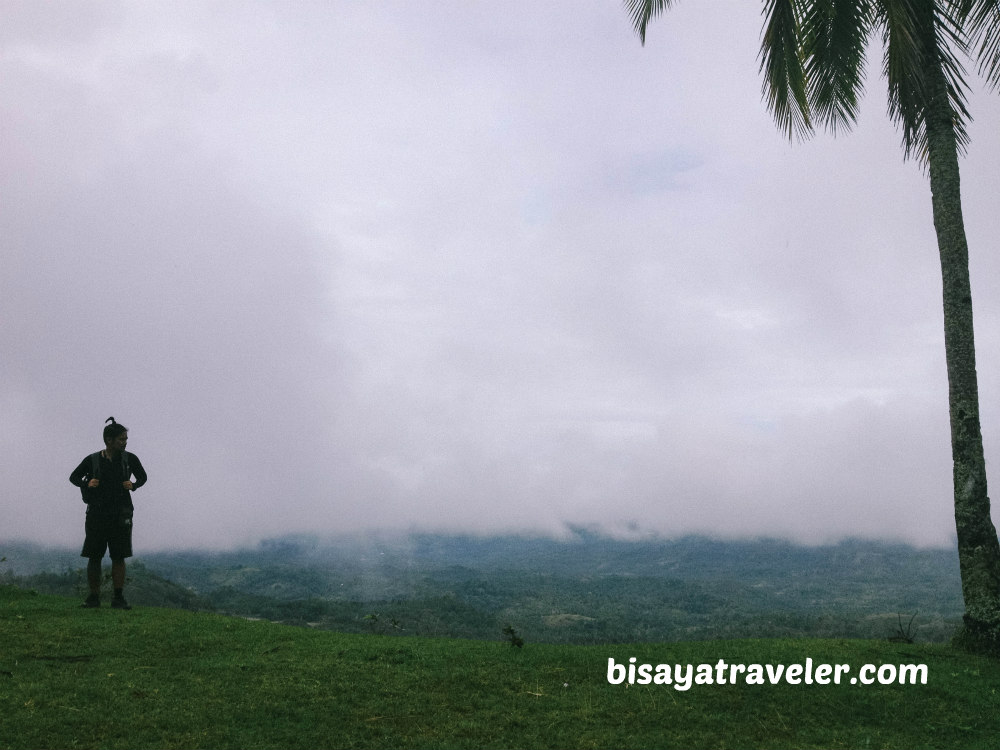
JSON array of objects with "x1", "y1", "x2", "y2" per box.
[
  {"x1": 128, "y1": 453, "x2": 147, "y2": 490},
  {"x1": 69, "y1": 456, "x2": 91, "y2": 488}
]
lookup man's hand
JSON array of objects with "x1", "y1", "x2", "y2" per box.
[
  {"x1": 87, "y1": 479, "x2": 100, "y2": 488},
  {"x1": 123, "y1": 481, "x2": 134, "y2": 490}
]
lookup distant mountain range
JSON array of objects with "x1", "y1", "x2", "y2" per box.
[{"x1": 1, "y1": 532, "x2": 963, "y2": 644}]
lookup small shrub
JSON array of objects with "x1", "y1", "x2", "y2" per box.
[
  {"x1": 502, "y1": 624, "x2": 524, "y2": 648},
  {"x1": 888, "y1": 612, "x2": 918, "y2": 643}
]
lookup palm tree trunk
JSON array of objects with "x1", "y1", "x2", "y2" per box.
[{"x1": 924, "y1": 53, "x2": 1000, "y2": 646}]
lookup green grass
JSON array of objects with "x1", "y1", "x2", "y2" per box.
[{"x1": 2, "y1": 585, "x2": 999, "y2": 749}]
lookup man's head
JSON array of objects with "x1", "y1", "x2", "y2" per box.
[{"x1": 103, "y1": 417, "x2": 128, "y2": 451}]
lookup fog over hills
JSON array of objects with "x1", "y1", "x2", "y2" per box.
[{"x1": 2, "y1": 532, "x2": 963, "y2": 644}]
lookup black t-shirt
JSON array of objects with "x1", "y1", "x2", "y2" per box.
[{"x1": 69, "y1": 451, "x2": 147, "y2": 514}]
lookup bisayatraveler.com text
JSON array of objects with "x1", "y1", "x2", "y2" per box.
[{"x1": 607, "y1": 657, "x2": 928, "y2": 691}]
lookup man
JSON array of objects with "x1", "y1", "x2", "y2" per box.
[{"x1": 69, "y1": 417, "x2": 148, "y2": 609}]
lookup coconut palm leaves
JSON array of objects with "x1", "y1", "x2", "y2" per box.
[
  {"x1": 878, "y1": 0, "x2": 972, "y2": 159},
  {"x1": 759, "y1": 0, "x2": 815, "y2": 138},
  {"x1": 961, "y1": 0, "x2": 1000, "y2": 83},
  {"x1": 758, "y1": 0, "x2": 873, "y2": 138},
  {"x1": 628, "y1": 0, "x2": 1000, "y2": 160},
  {"x1": 800, "y1": 0, "x2": 873, "y2": 134},
  {"x1": 624, "y1": 0, "x2": 682, "y2": 44}
]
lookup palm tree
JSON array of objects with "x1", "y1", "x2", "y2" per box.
[{"x1": 625, "y1": 0, "x2": 1000, "y2": 650}]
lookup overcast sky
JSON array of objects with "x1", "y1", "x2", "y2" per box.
[{"x1": 3, "y1": 1, "x2": 999, "y2": 551}]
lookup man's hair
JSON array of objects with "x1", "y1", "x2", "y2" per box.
[{"x1": 103, "y1": 416, "x2": 128, "y2": 444}]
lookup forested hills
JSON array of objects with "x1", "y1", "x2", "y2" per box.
[{"x1": 1, "y1": 532, "x2": 963, "y2": 645}]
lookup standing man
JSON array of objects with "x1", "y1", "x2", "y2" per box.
[{"x1": 69, "y1": 417, "x2": 147, "y2": 609}]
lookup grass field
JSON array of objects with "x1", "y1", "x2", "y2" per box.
[{"x1": 2, "y1": 585, "x2": 998, "y2": 749}]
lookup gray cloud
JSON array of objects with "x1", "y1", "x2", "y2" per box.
[{"x1": 3, "y1": 1, "x2": 998, "y2": 550}]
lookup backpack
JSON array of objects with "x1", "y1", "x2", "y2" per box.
[{"x1": 80, "y1": 451, "x2": 131, "y2": 505}]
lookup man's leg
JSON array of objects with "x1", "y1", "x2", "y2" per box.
[
  {"x1": 81, "y1": 513, "x2": 109, "y2": 607},
  {"x1": 111, "y1": 559, "x2": 126, "y2": 590},
  {"x1": 81, "y1": 556, "x2": 103, "y2": 607},
  {"x1": 110, "y1": 559, "x2": 131, "y2": 609},
  {"x1": 87, "y1": 557, "x2": 102, "y2": 593}
]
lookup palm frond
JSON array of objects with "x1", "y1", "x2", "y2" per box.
[
  {"x1": 878, "y1": 0, "x2": 970, "y2": 160},
  {"x1": 936, "y1": 4, "x2": 973, "y2": 130},
  {"x1": 955, "y1": 0, "x2": 1000, "y2": 86},
  {"x1": 759, "y1": 0, "x2": 814, "y2": 139},
  {"x1": 801, "y1": 0, "x2": 874, "y2": 133},
  {"x1": 623, "y1": 0, "x2": 681, "y2": 45}
]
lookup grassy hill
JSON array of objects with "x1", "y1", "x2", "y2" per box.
[{"x1": 2, "y1": 585, "x2": 999, "y2": 749}]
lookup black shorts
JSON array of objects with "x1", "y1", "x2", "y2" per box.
[{"x1": 81, "y1": 513, "x2": 133, "y2": 560}]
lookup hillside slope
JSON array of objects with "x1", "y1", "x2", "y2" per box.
[{"x1": 2, "y1": 586, "x2": 998, "y2": 749}]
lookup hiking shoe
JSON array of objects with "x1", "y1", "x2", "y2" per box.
[
  {"x1": 81, "y1": 594, "x2": 100, "y2": 608},
  {"x1": 111, "y1": 596, "x2": 132, "y2": 610}
]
